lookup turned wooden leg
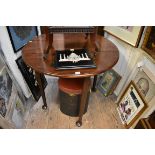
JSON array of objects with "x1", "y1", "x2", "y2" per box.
[
  {"x1": 43, "y1": 33, "x2": 53, "y2": 60},
  {"x1": 85, "y1": 33, "x2": 89, "y2": 39},
  {"x1": 90, "y1": 32, "x2": 98, "y2": 52},
  {"x1": 35, "y1": 72, "x2": 48, "y2": 110},
  {"x1": 76, "y1": 77, "x2": 90, "y2": 127},
  {"x1": 43, "y1": 46, "x2": 51, "y2": 60},
  {"x1": 92, "y1": 75, "x2": 97, "y2": 92}
]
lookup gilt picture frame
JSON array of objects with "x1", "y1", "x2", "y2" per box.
[
  {"x1": 141, "y1": 26, "x2": 155, "y2": 60},
  {"x1": 117, "y1": 81, "x2": 147, "y2": 128},
  {"x1": 7, "y1": 26, "x2": 38, "y2": 53},
  {"x1": 104, "y1": 26, "x2": 144, "y2": 47},
  {"x1": 96, "y1": 69, "x2": 121, "y2": 96}
]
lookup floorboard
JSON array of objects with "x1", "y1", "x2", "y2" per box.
[{"x1": 25, "y1": 77, "x2": 124, "y2": 129}]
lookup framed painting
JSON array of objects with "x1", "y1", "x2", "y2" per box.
[
  {"x1": 0, "y1": 67, "x2": 13, "y2": 118},
  {"x1": 16, "y1": 56, "x2": 47, "y2": 101},
  {"x1": 104, "y1": 26, "x2": 144, "y2": 47},
  {"x1": 7, "y1": 26, "x2": 38, "y2": 53},
  {"x1": 141, "y1": 26, "x2": 155, "y2": 60},
  {"x1": 117, "y1": 81, "x2": 147, "y2": 128},
  {"x1": 96, "y1": 69, "x2": 121, "y2": 96},
  {"x1": 133, "y1": 70, "x2": 155, "y2": 103}
]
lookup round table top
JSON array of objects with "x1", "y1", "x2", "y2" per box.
[{"x1": 22, "y1": 34, "x2": 119, "y2": 78}]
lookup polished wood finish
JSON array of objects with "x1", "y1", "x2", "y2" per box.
[
  {"x1": 22, "y1": 33, "x2": 119, "y2": 126},
  {"x1": 76, "y1": 77, "x2": 91, "y2": 127},
  {"x1": 41, "y1": 26, "x2": 97, "y2": 59},
  {"x1": 58, "y1": 78, "x2": 84, "y2": 94},
  {"x1": 22, "y1": 34, "x2": 119, "y2": 78},
  {"x1": 41, "y1": 26, "x2": 54, "y2": 59}
]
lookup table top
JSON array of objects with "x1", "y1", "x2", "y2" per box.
[{"x1": 22, "y1": 34, "x2": 119, "y2": 78}]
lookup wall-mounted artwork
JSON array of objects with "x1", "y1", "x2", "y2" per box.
[
  {"x1": 104, "y1": 26, "x2": 143, "y2": 47},
  {"x1": 117, "y1": 81, "x2": 147, "y2": 128},
  {"x1": 7, "y1": 26, "x2": 38, "y2": 53},
  {"x1": 141, "y1": 26, "x2": 155, "y2": 60},
  {"x1": 16, "y1": 56, "x2": 47, "y2": 101},
  {"x1": 133, "y1": 70, "x2": 155, "y2": 103},
  {"x1": 0, "y1": 67, "x2": 13, "y2": 117},
  {"x1": 96, "y1": 69, "x2": 121, "y2": 96}
]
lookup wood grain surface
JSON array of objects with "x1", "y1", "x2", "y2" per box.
[{"x1": 22, "y1": 34, "x2": 119, "y2": 78}]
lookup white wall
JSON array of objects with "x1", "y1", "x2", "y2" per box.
[
  {"x1": 104, "y1": 33, "x2": 142, "y2": 96},
  {"x1": 104, "y1": 29, "x2": 155, "y2": 128},
  {"x1": 0, "y1": 26, "x2": 31, "y2": 98}
]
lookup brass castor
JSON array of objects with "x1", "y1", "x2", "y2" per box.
[
  {"x1": 76, "y1": 120, "x2": 82, "y2": 127},
  {"x1": 42, "y1": 104, "x2": 48, "y2": 110}
]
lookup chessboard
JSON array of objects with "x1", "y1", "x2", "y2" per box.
[{"x1": 54, "y1": 49, "x2": 96, "y2": 70}]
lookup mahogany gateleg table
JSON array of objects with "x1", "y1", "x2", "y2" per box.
[{"x1": 22, "y1": 33, "x2": 119, "y2": 127}]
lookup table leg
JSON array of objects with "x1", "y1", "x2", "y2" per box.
[
  {"x1": 43, "y1": 33, "x2": 53, "y2": 60},
  {"x1": 35, "y1": 72, "x2": 48, "y2": 110},
  {"x1": 76, "y1": 77, "x2": 90, "y2": 127},
  {"x1": 92, "y1": 75, "x2": 97, "y2": 92},
  {"x1": 85, "y1": 33, "x2": 89, "y2": 39}
]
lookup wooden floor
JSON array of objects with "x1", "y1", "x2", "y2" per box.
[{"x1": 25, "y1": 77, "x2": 124, "y2": 129}]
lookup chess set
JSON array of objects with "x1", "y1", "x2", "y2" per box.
[{"x1": 54, "y1": 48, "x2": 96, "y2": 70}]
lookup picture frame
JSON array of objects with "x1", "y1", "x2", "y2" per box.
[
  {"x1": 7, "y1": 26, "x2": 38, "y2": 53},
  {"x1": 16, "y1": 56, "x2": 47, "y2": 101},
  {"x1": 104, "y1": 26, "x2": 144, "y2": 47},
  {"x1": 96, "y1": 69, "x2": 121, "y2": 96},
  {"x1": 0, "y1": 67, "x2": 13, "y2": 118},
  {"x1": 133, "y1": 69, "x2": 155, "y2": 103},
  {"x1": 141, "y1": 26, "x2": 155, "y2": 60},
  {"x1": 0, "y1": 47, "x2": 26, "y2": 128},
  {"x1": 11, "y1": 94, "x2": 26, "y2": 128},
  {"x1": 117, "y1": 81, "x2": 147, "y2": 128}
]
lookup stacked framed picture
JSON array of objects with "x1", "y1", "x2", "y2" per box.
[
  {"x1": 0, "y1": 63, "x2": 26, "y2": 128},
  {"x1": 104, "y1": 26, "x2": 144, "y2": 47},
  {"x1": 96, "y1": 69, "x2": 121, "y2": 96},
  {"x1": 16, "y1": 56, "x2": 47, "y2": 101},
  {"x1": 117, "y1": 81, "x2": 147, "y2": 128},
  {"x1": 0, "y1": 37, "x2": 28, "y2": 128},
  {"x1": 0, "y1": 66, "x2": 13, "y2": 118},
  {"x1": 133, "y1": 69, "x2": 155, "y2": 103},
  {"x1": 141, "y1": 26, "x2": 155, "y2": 60},
  {"x1": 7, "y1": 26, "x2": 38, "y2": 53}
]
